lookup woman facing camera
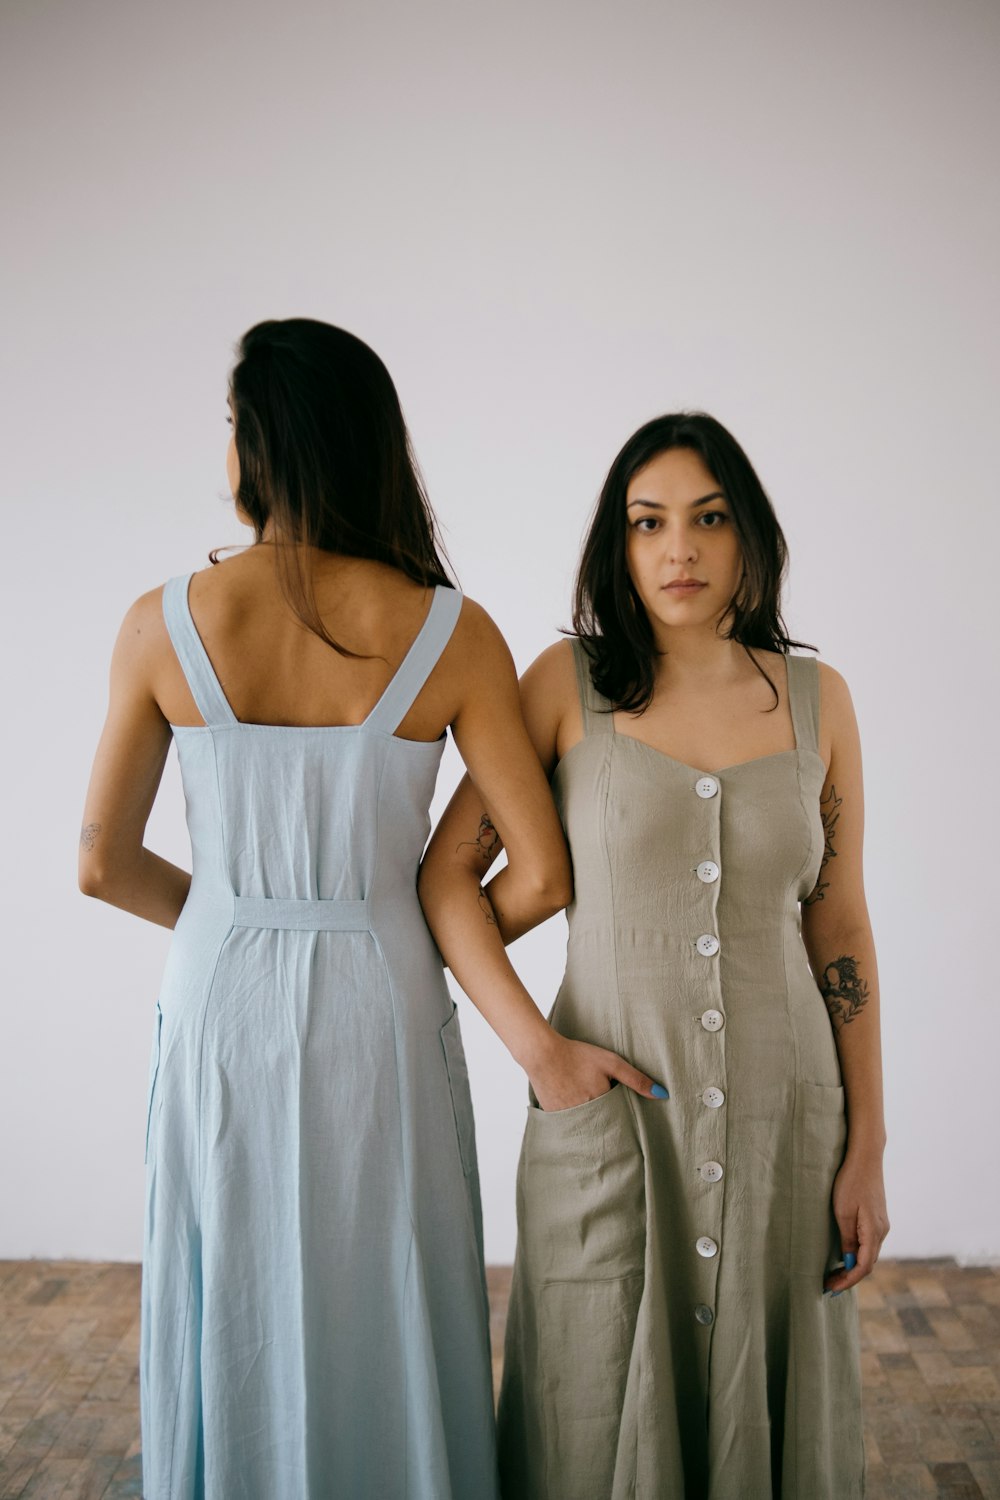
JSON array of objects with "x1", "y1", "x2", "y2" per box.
[
  {"x1": 78, "y1": 319, "x2": 575, "y2": 1500},
  {"x1": 420, "y1": 412, "x2": 888, "y2": 1499}
]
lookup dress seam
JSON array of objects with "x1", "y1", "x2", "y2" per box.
[
  {"x1": 165, "y1": 1256, "x2": 195, "y2": 1499},
  {"x1": 369, "y1": 748, "x2": 420, "y2": 1241},
  {"x1": 194, "y1": 727, "x2": 236, "y2": 1218},
  {"x1": 603, "y1": 740, "x2": 627, "y2": 1059}
]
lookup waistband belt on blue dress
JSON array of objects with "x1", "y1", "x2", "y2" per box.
[{"x1": 233, "y1": 897, "x2": 371, "y2": 932}]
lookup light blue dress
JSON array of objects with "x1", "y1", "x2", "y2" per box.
[{"x1": 141, "y1": 574, "x2": 499, "y2": 1500}]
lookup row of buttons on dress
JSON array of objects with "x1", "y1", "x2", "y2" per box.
[{"x1": 694, "y1": 773, "x2": 723, "y2": 1325}]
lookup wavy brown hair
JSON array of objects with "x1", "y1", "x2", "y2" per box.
[
  {"x1": 572, "y1": 412, "x2": 814, "y2": 712},
  {"x1": 224, "y1": 318, "x2": 453, "y2": 654}
]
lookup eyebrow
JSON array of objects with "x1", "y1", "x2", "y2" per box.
[{"x1": 626, "y1": 491, "x2": 726, "y2": 511}]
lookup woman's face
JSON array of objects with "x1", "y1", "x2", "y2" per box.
[
  {"x1": 225, "y1": 402, "x2": 240, "y2": 500},
  {"x1": 624, "y1": 446, "x2": 742, "y2": 637},
  {"x1": 226, "y1": 400, "x2": 255, "y2": 529}
]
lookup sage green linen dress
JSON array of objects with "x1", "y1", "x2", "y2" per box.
[{"x1": 498, "y1": 642, "x2": 864, "y2": 1500}]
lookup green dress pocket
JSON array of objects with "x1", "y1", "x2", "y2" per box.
[
  {"x1": 791, "y1": 1080, "x2": 847, "y2": 1274},
  {"x1": 512, "y1": 1082, "x2": 646, "y2": 1495}
]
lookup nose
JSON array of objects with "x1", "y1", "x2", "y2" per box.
[{"x1": 666, "y1": 521, "x2": 697, "y2": 564}]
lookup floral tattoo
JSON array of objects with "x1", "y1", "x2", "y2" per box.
[
  {"x1": 804, "y1": 784, "x2": 842, "y2": 906},
  {"x1": 819, "y1": 954, "x2": 869, "y2": 1027},
  {"x1": 458, "y1": 813, "x2": 501, "y2": 863},
  {"x1": 80, "y1": 822, "x2": 102, "y2": 852}
]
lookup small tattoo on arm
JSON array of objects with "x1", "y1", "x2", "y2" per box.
[
  {"x1": 478, "y1": 887, "x2": 498, "y2": 927},
  {"x1": 819, "y1": 954, "x2": 870, "y2": 1027},
  {"x1": 80, "y1": 822, "x2": 101, "y2": 852},
  {"x1": 804, "y1": 784, "x2": 842, "y2": 906},
  {"x1": 458, "y1": 813, "x2": 501, "y2": 863}
]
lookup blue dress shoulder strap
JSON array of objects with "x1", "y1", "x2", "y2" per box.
[
  {"x1": 365, "y1": 585, "x2": 463, "y2": 735},
  {"x1": 162, "y1": 574, "x2": 239, "y2": 728}
]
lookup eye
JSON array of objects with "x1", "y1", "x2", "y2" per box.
[
  {"x1": 629, "y1": 515, "x2": 661, "y2": 533},
  {"x1": 226, "y1": 414, "x2": 234, "y2": 427},
  {"x1": 696, "y1": 510, "x2": 728, "y2": 528}
]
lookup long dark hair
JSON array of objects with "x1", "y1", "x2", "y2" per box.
[
  {"x1": 225, "y1": 318, "x2": 453, "y2": 653},
  {"x1": 572, "y1": 412, "x2": 814, "y2": 712}
]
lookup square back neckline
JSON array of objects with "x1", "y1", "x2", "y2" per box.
[{"x1": 166, "y1": 573, "x2": 454, "y2": 741}]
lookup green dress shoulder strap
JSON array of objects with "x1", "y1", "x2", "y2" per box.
[
  {"x1": 785, "y1": 653, "x2": 821, "y2": 756},
  {"x1": 571, "y1": 638, "x2": 614, "y2": 736}
]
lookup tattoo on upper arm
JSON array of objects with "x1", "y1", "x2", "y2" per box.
[
  {"x1": 458, "y1": 813, "x2": 501, "y2": 863},
  {"x1": 478, "y1": 887, "x2": 498, "y2": 927},
  {"x1": 803, "y1": 784, "x2": 842, "y2": 906},
  {"x1": 819, "y1": 954, "x2": 869, "y2": 1027},
  {"x1": 80, "y1": 822, "x2": 102, "y2": 852}
]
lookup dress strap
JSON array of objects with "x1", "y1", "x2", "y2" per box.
[
  {"x1": 571, "y1": 639, "x2": 614, "y2": 735},
  {"x1": 364, "y1": 586, "x2": 463, "y2": 735},
  {"x1": 161, "y1": 574, "x2": 239, "y2": 728},
  {"x1": 786, "y1": 653, "x2": 820, "y2": 755}
]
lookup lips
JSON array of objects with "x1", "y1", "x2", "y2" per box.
[{"x1": 664, "y1": 580, "x2": 707, "y2": 593}]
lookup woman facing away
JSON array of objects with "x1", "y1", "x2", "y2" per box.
[
  {"x1": 419, "y1": 413, "x2": 889, "y2": 1500},
  {"x1": 78, "y1": 317, "x2": 588, "y2": 1500}
]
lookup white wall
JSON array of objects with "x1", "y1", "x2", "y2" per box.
[{"x1": 2, "y1": 0, "x2": 997, "y2": 1265}]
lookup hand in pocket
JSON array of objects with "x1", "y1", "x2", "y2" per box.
[{"x1": 529, "y1": 1034, "x2": 667, "y2": 1112}]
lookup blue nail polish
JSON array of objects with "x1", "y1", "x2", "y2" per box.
[
  {"x1": 831, "y1": 1291, "x2": 843, "y2": 1298},
  {"x1": 843, "y1": 1252, "x2": 857, "y2": 1272},
  {"x1": 651, "y1": 1083, "x2": 669, "y2": 1099}
]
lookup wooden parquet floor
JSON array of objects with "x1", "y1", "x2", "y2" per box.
[{"x1": 1, "y1": 1259, "x2": 998, "y2": 1498}]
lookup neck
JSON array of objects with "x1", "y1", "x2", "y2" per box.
[{"x1": 651, "y1": 622, "x2": 747, "y2": 684}]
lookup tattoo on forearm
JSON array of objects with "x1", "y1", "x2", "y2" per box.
[
  {"x1": 458, "y1": 813, "x2": 501, "y2": 863},
  {"x1": 819, "y1": 954, "x2": 869, "y2": 1027},
  {"x1": 804, "y1": 784, "x2": 842, "y2": 906},
  {"x1": 478, "y1": 887, "x2": 498, "y2": 927},
  {"x1": 80, "y1": 822, "x2": 101, "y2": 852}
]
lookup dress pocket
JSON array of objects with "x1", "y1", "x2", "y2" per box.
[
  {"x1": 144, "y1": 1003, "x2": 163, "y2": 1165},
  {"x1": 520, "y1": 1078, "x2": 645, "y2": 1282},
  {"x1": 509, "y1": 1080, "x2": 646, "y2": 1493},
  {"x1": 791, "y1": 1080, "x2": 848, "y2": 1273},
  {"x1": 439, "y1": 1002, "x2": 477, "y2": 1178}
]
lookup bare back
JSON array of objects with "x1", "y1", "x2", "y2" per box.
[{"x1": 149, "y1": 547, "x2": 463, "y2": 741}]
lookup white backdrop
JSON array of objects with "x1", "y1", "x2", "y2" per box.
[{"x1": 1, "y1": 0, "x2": 997, "y2": 1265}]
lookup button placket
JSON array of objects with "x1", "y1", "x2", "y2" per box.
[{"x1": 692, "y1": 771, "x2": 726, "y2": 1331}]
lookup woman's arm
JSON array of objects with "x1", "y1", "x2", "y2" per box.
[
  {"x1": 420, "y1": 628, "x2": 659, "y2": 1110},
  {"x1": 801, "y1": 663, "x2": 890, "y2": 1292},
  {"x1": 78, "y1": 590, "x2": 191, "y2": 928},
  {"x1": 424, "y1": 640, "x2": 571, "y2": 949}
]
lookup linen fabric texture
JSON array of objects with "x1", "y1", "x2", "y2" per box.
[
  {"x1": 497, "y1": 642, "x2": 864, "y2": 1500},
  {"x1": 141, "y1": 576, "x2": 499, "y2": 1500}
]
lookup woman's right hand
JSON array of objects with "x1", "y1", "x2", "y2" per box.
[{"x1": 528, "y1": 1033, "x2": 666, "y2": 1112}]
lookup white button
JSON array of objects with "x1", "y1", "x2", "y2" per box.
[
  {"x1": 696, "y1": 933, "x2": 721, "y2": 957},
  {"x1": 695, "y1": 776, "x2": 719, "y2": 799},
  {"x1": 695, "y1": 1303, "x2": 715, "y2": 1325},
  {"x1": 696, "y1": 1236, "x2": 719, "y2": 1258},
  {"x1": 699, "y1": 1160, "x2": 724, "y2": 1182},
  {"x1": 701, "y1": 1086, "x2": 725, "y2": 1108},
  {"x1": 696, "y1": 860, "x2": 720, "y2": 883},
  {"x1": 700, "y1": 1009, "x2": 724, "y2": 1032}
]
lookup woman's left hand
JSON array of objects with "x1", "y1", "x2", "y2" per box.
[{"x1": 824, "y1": 1150, "x2": 890, "y2": 1294}]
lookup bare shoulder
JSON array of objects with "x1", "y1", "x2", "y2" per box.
[
  {"x1": 816, "y1": 660, "x2": 857, "y2": 722},
  {"x1": 449, "y1": 592, "x2": 510, "y2": 651},
  {"x1": 442, "y1": 594, "x2": 518, "y2": 687},
  {"x1": 114, "y1": 584, "x2": 172, "y2": 661},
  {"x1": 521, "y1": 638, "x2": 580, "y2": 765},
  {"x1": 815, "y1": 660, "x2": 861, "y2": 770},
  {"x1": 520, "y1": 637, "x2": 576, "y2": 702}
]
